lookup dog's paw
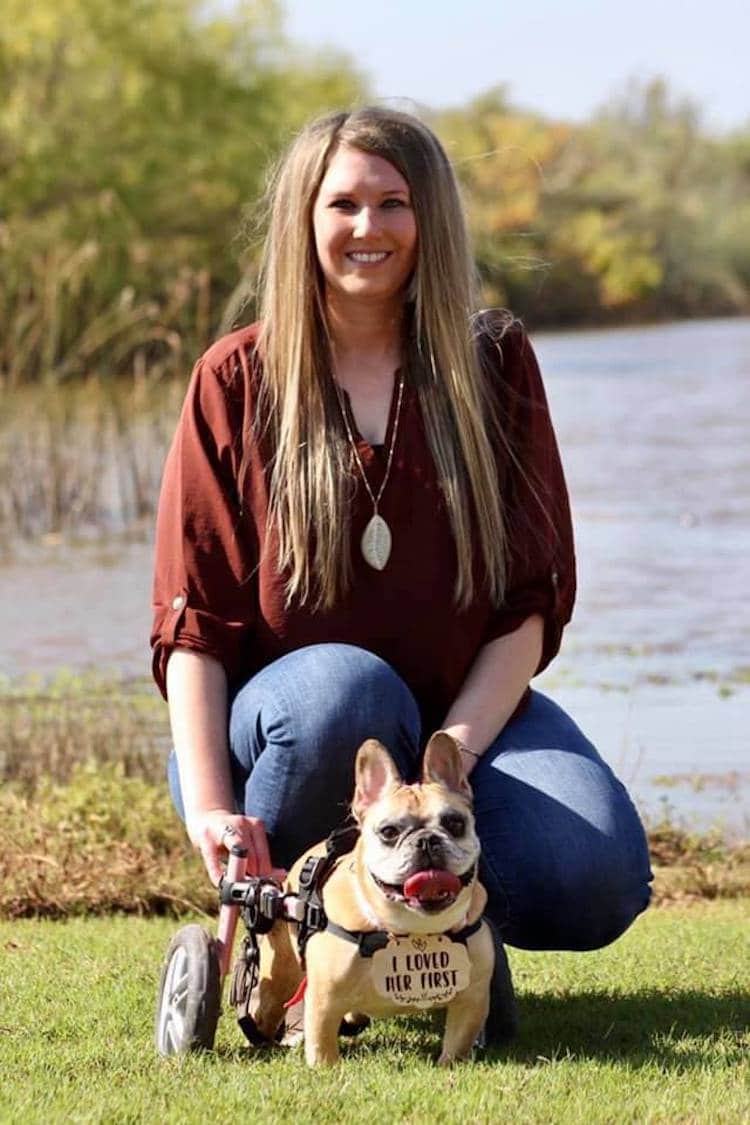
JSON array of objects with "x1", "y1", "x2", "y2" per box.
[{"x1": 339, "y1": 1012, "x2": 371, "y2": 1037}]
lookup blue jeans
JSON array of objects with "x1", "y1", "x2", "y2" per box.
[{"x1": 168, "y1": 643, "x2": 652, "y2": 951}]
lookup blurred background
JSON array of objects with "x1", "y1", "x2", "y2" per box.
[{"x1": 1, "y1": 0, "x2": 748, "y2": 838}]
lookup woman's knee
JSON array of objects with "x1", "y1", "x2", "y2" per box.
[
  {"x1": 226, "y1": 645, "x2": 421, "y2": 864},
  {"x1": 229, "y1": 643, "x2": 422, "y2": 776},
  {"x1": 486, "y1": 863, "x2": 651, "y2": 952},
  {"x1": 478, "y1": 787, "x2": 652, "y2": 950},
  {"x1": 167, "y1": 749, "x2": 186, "y2": 822},
  {"x1": 474, "y1": 701, "x2": 653, "y2": 950}
]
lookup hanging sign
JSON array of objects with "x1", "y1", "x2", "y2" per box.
[{"x1": 371, "y1": 934, "x2": 471, "y2": 1008}]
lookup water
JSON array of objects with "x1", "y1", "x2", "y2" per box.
[
  {"x1": 2, "y1": 318, "x2": 748, "y2": 833},
  {"x1": 534, "y1": 318, "x2": 750, "y2": 833}
]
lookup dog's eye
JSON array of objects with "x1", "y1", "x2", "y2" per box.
[
  {"x1": 378, "y1": 824, "x2": 400, "y2": 845},
  {"x1": 441, "y1": 814, "x2": 466, "y2": 838}
]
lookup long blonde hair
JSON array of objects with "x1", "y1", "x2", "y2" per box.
[{"x1": 248, "y1": 106, "x2": 511, "y2": 611}]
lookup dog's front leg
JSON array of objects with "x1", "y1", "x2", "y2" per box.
[
  {"x1": 248, "y1": 920, "x2": 302, "y2": 1042},
  {"x1": 438, "y1": 980, "x2": 490, "y2": 1066},
  {"x1": 303, "y1": 976, "x2": 348, "y2": 1067}
]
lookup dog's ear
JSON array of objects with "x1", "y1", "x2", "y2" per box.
[
  {"x1": 422, "y1": 731, "x2": 472, "y2": 799},
  {"x1": 352, "y1": 740, "x2": 402, "y2": 822}
]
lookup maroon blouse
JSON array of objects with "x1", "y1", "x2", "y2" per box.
[{"x1": 150, "y1": 321, "x2": 576, "y2": 733}]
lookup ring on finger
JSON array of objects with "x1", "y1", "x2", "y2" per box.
[{"x1": 221, "y1": 823, "x2": 239, "y2": 843}]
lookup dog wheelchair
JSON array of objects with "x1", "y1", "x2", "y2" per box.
[{"x1": 154, "y1": 829, "x2": 518, "y2": 1056}]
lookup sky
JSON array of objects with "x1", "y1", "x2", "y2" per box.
[{"x1": 283, "y1": 0, "x2": 749, "y2": 133}]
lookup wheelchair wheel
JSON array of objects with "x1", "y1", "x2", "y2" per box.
[{"x1": 155, "y1": 924, "x2": 221, "y2": 1056}]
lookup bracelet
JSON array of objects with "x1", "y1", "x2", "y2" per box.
[{"x1": 456, "y1": 739, "x2": 482, "y2": 761}]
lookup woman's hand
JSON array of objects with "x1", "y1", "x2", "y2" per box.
[{"x1": 186, "y1": 808, "x2": 285, "y2": 886}]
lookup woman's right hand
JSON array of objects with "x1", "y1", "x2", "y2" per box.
[{"x1": 186, "y1": 808, "x2": 285, "y2": 886}]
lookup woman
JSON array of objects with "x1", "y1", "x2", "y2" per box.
[{"x1": 151, "y1": 106, "x2": 651, "y2": 954}]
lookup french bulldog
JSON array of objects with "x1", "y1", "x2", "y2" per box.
[{"x1": 247, "y1": 730, "x2": 495, "y2": 1066}]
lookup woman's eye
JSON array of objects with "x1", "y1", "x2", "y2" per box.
[
  {"x1": 378, "y1": 824, "x2": 400, "y2": 844},
  {"x1": 328, "y1": 198, "x2": 407, "y2": 211}
]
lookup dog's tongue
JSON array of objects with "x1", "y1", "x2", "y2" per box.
[{"x1": 403, "y1": 869, "x2": 462, "y2": 903}]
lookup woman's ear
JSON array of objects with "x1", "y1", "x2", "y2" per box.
[{"x1": 352, "y1": 740, "x2": 403, "y2": 822}]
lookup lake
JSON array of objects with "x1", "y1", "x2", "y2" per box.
[{"x1": 2, "y1": 317, "x2": 748, "y2": 833}]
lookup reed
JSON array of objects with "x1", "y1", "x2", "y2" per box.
[
  {"x1": 0, "y1": 221, "x2": 216, "y2": 390},
  {"x1": 0, "y1": 672, "x2": 169, "y2": 791},
  {"x1": 0, "y1": 377, "x2": 183, "y2": 541}
]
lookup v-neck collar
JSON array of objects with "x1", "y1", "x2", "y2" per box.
[{"x1": 337, "y1": 368, "x2": 405, "y2": 465}]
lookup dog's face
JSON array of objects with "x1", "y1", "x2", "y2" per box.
[{"x1": 352, "y1": 733, "x2": 480, "y2": 926}]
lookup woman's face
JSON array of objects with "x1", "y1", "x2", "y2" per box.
[{"x1": 312, "y1": 145, "x2": 418, "y2": 306}]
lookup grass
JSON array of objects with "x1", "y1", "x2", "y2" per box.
[
  {"x1": 0, "y1": 902, "x2": 748, "y2": 1124},
  {"x1": 1, "y1": 672, "x2": 749, "y2": 918},
  {"x1": 0, "y1": 672, "x2": 748, "y2": 1121}
]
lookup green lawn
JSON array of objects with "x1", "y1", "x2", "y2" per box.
[{"x1": 1, "y1": 901, "x2": 748, "y2": 1124}]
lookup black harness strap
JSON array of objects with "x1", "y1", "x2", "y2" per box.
[
  {"x1": 295, "y1": 822, "x2": 360, "y2": 963},
  {"x1": 294, "y1": 823, "x2": 483, "y2": 962},
  {"x1": 324, "y1": 914, "x2": 484, "y2": 958}
]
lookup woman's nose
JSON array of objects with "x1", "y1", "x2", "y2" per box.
[{"x1": 352, "y1": 207, "x2": 380, "y2": 238}]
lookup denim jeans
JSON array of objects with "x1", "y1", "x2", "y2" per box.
[{"x1": 168, "y1": 642, "x2": 652, "y2": 951}]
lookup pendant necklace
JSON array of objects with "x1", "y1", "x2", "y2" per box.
[{"x1": 335, "y1": 370, "x2": 405, "y2": 571}]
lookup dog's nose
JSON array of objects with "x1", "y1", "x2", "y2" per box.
[{"x1": 417, "y1": 834, "x2": 443, "y2": 855}]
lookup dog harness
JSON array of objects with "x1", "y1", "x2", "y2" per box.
[
  {"x1": 294, "y1": 822, "x2": 482, "y2": 962},
  {"x1": 226, "y1": 821, "x2": 484, "y2": 1045}
]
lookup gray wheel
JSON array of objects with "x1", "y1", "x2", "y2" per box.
[
  {"x1": 483, "y1": 917, "x2": 518, "y2": 1045},
  {"x1": 155, "y1": 924, "x2": 221, "y2": 1056}
]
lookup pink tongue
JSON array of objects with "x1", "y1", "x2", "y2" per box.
[{"x1": 403, "y1": 869, "x2": 462, "y2": 901}]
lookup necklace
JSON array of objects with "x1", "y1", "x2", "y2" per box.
[{"x1": 334, "y1": 370, "x2": 405, "y2": 571}]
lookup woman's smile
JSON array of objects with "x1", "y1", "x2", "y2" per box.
[{"x1": 346, "y1": 250, "x2": 392, "y2": 264}]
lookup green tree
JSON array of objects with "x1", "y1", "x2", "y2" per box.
[
  {"x1": 539, "y1": 77, "x2": 748, "y2": 322},
  {"x1": 436, "y1": 88, "x2": 572, "y2": 310},
  {"x1": 0, "y1": 0, "x2": 365, "y2": 384},
  {"x1": 436, "y1": 77, "x2": 750, "y2": 325}
]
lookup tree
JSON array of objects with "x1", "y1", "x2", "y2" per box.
[
  {"x1": 0, "y1": 0, "x2": 366, "y2": 384},
  {"x1": 436, "y1": 88, "x2": 572, "y2": 309}
]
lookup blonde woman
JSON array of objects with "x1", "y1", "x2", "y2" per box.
[{"x1": 151, "y1": 108, "x2": 651, "y2": 977}]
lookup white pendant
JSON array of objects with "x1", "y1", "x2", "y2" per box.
[{"x1": 361, "y1": 514, "x2": 392, "y2": 570}]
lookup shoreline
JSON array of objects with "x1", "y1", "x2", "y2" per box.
[
  {"x1": 1, "y1": 660, "x2": 748, "y2": 841},
  {"x1": 0, "y1": 673, "x2": 747, "y2": 920}
]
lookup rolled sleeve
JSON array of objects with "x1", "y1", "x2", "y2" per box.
[
  {"x1": 150, "y1": 354, "x2": 256, "y2": 699},
  {"x1": 481, "y1": 324, "x2": 576, "y2": 674}
]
